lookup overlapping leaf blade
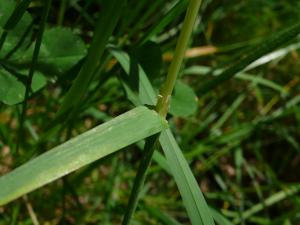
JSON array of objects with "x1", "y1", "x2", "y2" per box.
[
  {"x1": 160, "y1": 130, "x2": 214, "y2": 225},
  {"x1": 0, "y1": 106, "x2": 167, "y2": 206}
]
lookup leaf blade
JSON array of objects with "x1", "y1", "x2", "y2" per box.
[
  {"x1": 0, "y1": 106, "x2": 167, "y2": 206},
  {"x1": 160, "y1": 130, "x2": 214, "y2": 225}
]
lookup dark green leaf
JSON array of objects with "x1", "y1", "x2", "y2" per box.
[
  {"x1": 32, "y1": 27, "x2": 87, "y2": 75},
  {"x1": 132, "y1": 41, "x2": 162, "y2": 80},
  {"x1": 0, "y1": 67, "x2": 46, "y2": 105},
  {"x1": 170, "y1": 81, "x2": 198, "y2": 117},
  {"x1": 0, "y1": 0, "x2": 32, "y2": 57}
]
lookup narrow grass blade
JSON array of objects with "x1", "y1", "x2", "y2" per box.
[
  {"x1": 17, "y1": 0, "x2": 52, "y2": 152},
  {"x1": 184, "y1": 65, "x2": 287, "y2": 95},
  {"x1": 57, "y1": 0, "x2": 126, "y2": 118},
  {"x1": 212, "y1": 94, "x2": 246, "y2": 132},
  {"x1": 140, "y1": 0, "x2": 189, "y2": 44},
  {"x1": 246, "y1": 42, "x2": 300, "y2": 70},
  {"x1": 236, "y1": 73, "x2": 286, "y2": 95},
  {"x1": 122, "y1": 134, "x2": 159, "y2": 225},
  {"x1": 198, "y1": 22, "x2": 300, "y2": 94},
  {"x1": 234, "y1": 183, "x2": 300, "y2": 224},
  {"x1": 144, "y1": 205, "x2": 183, "y2": 225},
  {"x1": 209, "y1": 208, "x2": 233, "y2": 225},
  {"x1": 0, "y1": 106, "x2": 167, "y2": 206},
  {"x1": 160, "y1": 130, "x2": 214, "y2": 225},
  {"x1": 57, "y1": 0, "x2": 68, "y2": 25},
  {"x1": 111, "y1": 48, "x2": 215, "y2": 225}
]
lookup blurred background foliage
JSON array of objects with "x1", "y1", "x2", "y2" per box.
[{"x1": 1, "y1": 0, "x2": 300, "y2": 224}]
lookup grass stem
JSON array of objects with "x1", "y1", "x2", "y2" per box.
[
  {"x1": 121, "y1": 1, "x2": 202, "y2": 224},
  {"x1": 57, "y1": 0, "x2": 68, "y2": 25},
  {"x1": 16, "y1": 0, "x2": 52, "y2": 154},
  {"x1": 156, "y1": 0, "x2": 202, "y2": 118},
  {"x1": 121, "y1": 134, "x2": 159, "y2": 225}
]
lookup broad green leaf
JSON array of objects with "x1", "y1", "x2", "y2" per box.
[
  {"x1": 0, "y1": 0, "x2": 15, "y2": 26},
  {"x1": 0, "y1": 28, "x2": 85, "y2": 105},
  {"x1": 170, "y1": 81, "x2": 198, "y2": 117},
  {"x1": 3, "y1": 0, "x2": 32, "y2": 31},
  {"x1": 10, "y1": 27, "x2": 87, "y2": 75},
  {"x1": 14, "y1": 27, "x2": 87, "y2": 75},
  {"x1": 0, "y1": 106, "x2": 167, "y2": 206},
  {"x1": 131, "y1": 41, "x2": 162, "y2": 80},
  {"x1": 31, "y1": 71, "x2": 47, "y2": 92},
  {"x1": 0, "y1": 67, "x2": 46, "y2": 105},
  {"x1": 0, "y1": 0, "x2": 32, "y2": 57},
  {"x1": 111, "y1": 47, "x2": 215, "y2": 225},
  {"x1": 0, "y1": 68, "x2": 24, "y2": 105}
]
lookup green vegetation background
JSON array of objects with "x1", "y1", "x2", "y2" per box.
[{"x1": 1, "y1": 0, "x2": 300, "y2": 224}]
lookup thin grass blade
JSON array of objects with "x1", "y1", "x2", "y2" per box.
[
  {"x1": 198, "y1": 22, "x2": 300, "y2": 94},
  {"x1": 140, "y1": 0, "x2": 189, "y2": 45},
  {"x1": 234, "y1": 183, "x2": 300, "y2": 224},
  {"x1": 184, "y1": 65, "x2": 287, "y2": 95},
  {"x1": 57, "y1": 0, "x2": 126, "y2": 118},
  {"x1": 160, "y1": 130, "x2": 214, "y2": 225},
  {"x1": 209, "y1": 208, "x2": 233, "y2": 225}
]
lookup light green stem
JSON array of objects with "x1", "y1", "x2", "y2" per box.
[
  {"x1": 121, "y1": 1, "x2": 203, "y2": 225},
  {"x1": 156, "y1": 0, "x2": 202, "y2": 118}
]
